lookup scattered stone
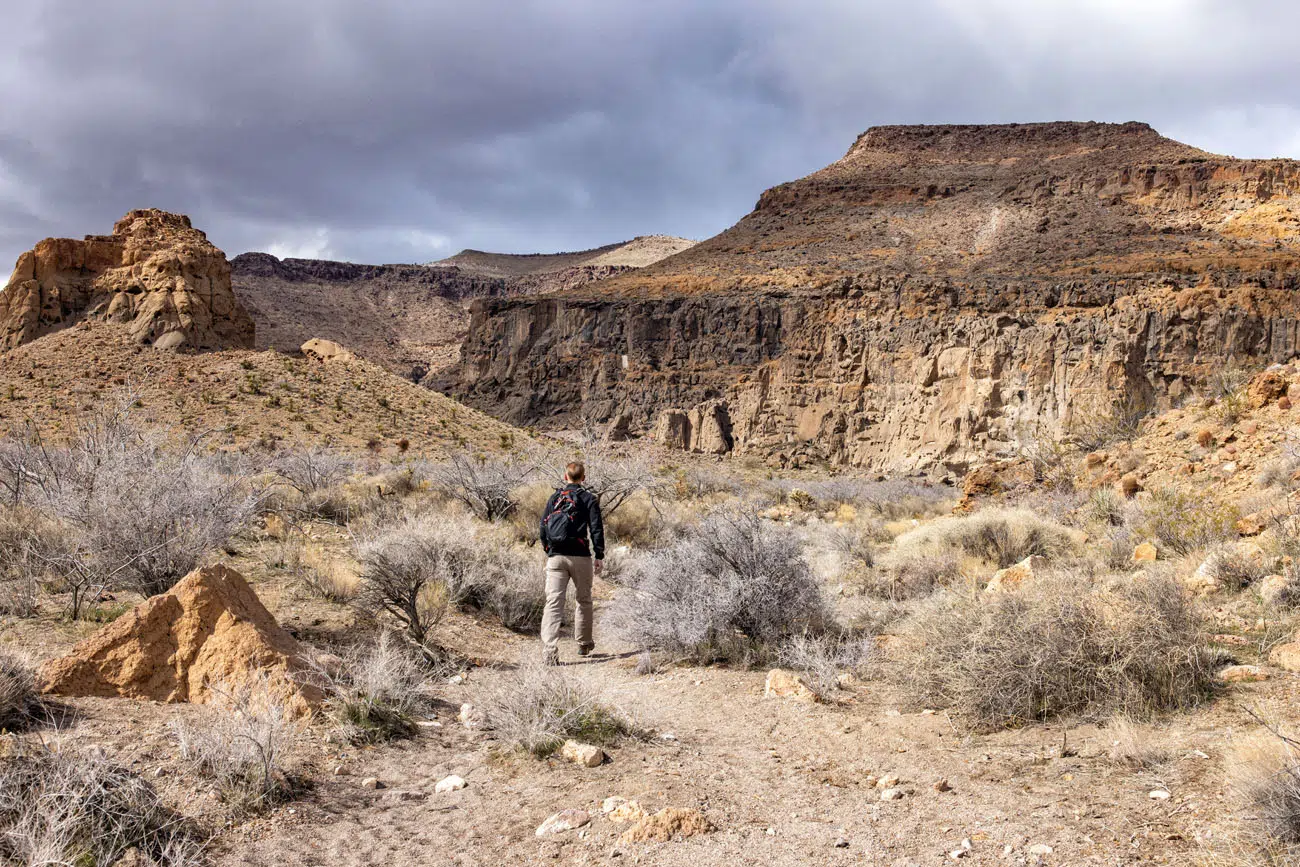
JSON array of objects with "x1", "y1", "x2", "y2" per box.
[
  {"x1": 985, "y1": 555, "x2": 1048, "y2": 592},
  {"x1": 1119, "y1": 472, "x2": 1143, "y2": 498},
  {"x1": 415, "y1": 719, "x2": 441, "y2": 729},
  {"x1": 763, "y1": 669, "x2": 818, "y2": 702},
  {"x1": 536, "y1": 809, "x2": 591, "y2": 836},
  {"x1": 1218, "y1": 664, "x2": 1270, "y2": 683},
  {"x1": 459, "y1": 703, "x2": 482, "y2": 729},
  {"x1": 933, "y1": 779, "x2": 951, "y2": 792},
  {"x1": 834, "y1": 838, "x2": 850, "y2": 848},
  {"x1": 1132, "y1": 542, "x2": 1158, "y2": 563},
  {"x1": 385, "y1": 790, "x2": 427, "y2": 802},
  {"x1": 1029, "y1": 843, "x2": 1053, "y2": 856},
  {"x1": 560, "y1": 740, "x2": 605, "y2": 768},
  {"x1": 1270, "y1": 640, "x2": 1300, "y2": 672},
  {"x1": 876, "y1": 774, "x2": 900, "y2": 788},
  {"x1": 1248, "y1": 370, "x2": 1291, "y2": 408},
  {"x1": 949, "y1": 848, "x2": 969, "y2": 859},
  {"x1": 332, "y1": 765, "x2": 347, "y2": 776},
  {"x1": 880, "y1": 787, "x2": 906, "y2": 801},
  {"x1": 618, "y1": 807, "x2": 715, "y2": 844},
  {"x1": 360, "y1": 777, "x2": 382, "y2": 790},
  {"x1": 37, "y1": 565, "x2": 322, "y2": 716},
  {"x1": 1149, "y1": 789, "x2": 1171, "y2": 800},
  {"x1": 434, "y1": 775, "x2": 467, "y2": 793},
  {"x1": 605, "y1": 800, "x2": 649, "y2": 824},
  {"x1": 1258, "y1": 574, "x2": 1293, "y2": 606}
]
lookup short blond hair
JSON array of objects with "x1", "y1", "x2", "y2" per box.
[{"x1": 565, "y1": 461, "x2": 585, "y2": 482}]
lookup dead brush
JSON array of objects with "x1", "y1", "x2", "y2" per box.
[
  {"x1": 859, "y1": 552, "x2": 962, "y2": 601},
  {"x1": 294, "y1": 545, "x2": 359, "y2": 604},
  {"x1": 897, "y1": 572, "x2": 1216, "y2": 730},
  {"x1": 480, "y1": 656, "x2": 636, "y2": 758},
  {"x1": 893, "y1": 508, "x2": 1077, "y2": 569},
  {"x1": 1104, "y1": 714, "x2": 1172, "y2": 769},
  {"x1": 0, "y1": 745, "x2": 203, "y2": 867},
  {"x1": 170, "y1": 673, "x2": 303, "y2": 815},
  {"x1": 777, "y1": 632, "x2": 876, "y2": 701},
  {"x1": 317, "y1": 632, "x2": 439, "y2": 744},
  {"x1": 1229, "y1": 711, "x2": 1300, "y2": 860},
  {"x1": 0, "y1": 651, "x2": 38, "y2": 728}
]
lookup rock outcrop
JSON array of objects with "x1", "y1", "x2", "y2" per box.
[
  {"x1": 446, "y1": 122, "x2": 1300, "y2": 474},
  {"x1": 1, "y1": 209, "x2": 254, "y2": 351},
  {"x1": 38, "y1": 564, "x2": 321, "y2": 714}
]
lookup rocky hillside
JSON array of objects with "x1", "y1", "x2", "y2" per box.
[
  {"x1": 445, "y1": 122, "x2": 1300, "y2": 474},
  {"x1": 234, "y1": 236, "x2": 695, "y2": 380},
  {"x1": 0, "y1": 209, "x2": 254, "y2": 352}
]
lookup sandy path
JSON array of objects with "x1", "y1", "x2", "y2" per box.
[{"x1": 207, "y1": 588, "x2": 1256, "y2": 867}]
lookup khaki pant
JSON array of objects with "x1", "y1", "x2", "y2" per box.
[{"x1": 541, "y1": 555, "x2": 594, "y2": 651}]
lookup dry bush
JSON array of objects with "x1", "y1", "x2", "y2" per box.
[
  {"x1": 1229, "y1": 721, "x2": 1300, "y2": 860},
  {"x1": 568, "y1": 435, "x2": 667, "y2": 517},
  {"x1": 602, "y1": 490, "x2": 663, "y2": 547},
  {"x1": 170, "y1": 673, "x2": 302, "y2": 814},
  {"x1": 1068, "y1": 396, "x2": 1150, "y2": 451},
  {"x1": 894, "y1": 508, "x2": 1077, "y2": 569},
  {"x1": 0, "y1": 507, "x2": 58, "y2": 618},
  {"x1": 0, "y1": 747, "x2": 202, "y2": 866},
  {"x1": 611, "y1": 509, "x2": 827, "y2": 664},
  {"x1": 319, "y1": 632, "x2": 438, "y2": 744},
  {"x1": 1101, "y1": 525, "x2": 1139, "y2": 570},
  {"x1": 772, "y1": 478, "x2": 952, "y2": 520},
  {"x1": 355, "y1": 510, "x2": 544, "y2": 651},
  {"x1": 1204, "y1": 546, "x2": 1270, "y2": 590},
  {"x1": 480, "y1": 656, "x2": 635, "y2": 757},
  {"x1": 272, "y1": 447, "x2": 354, "y2": 496},
  {"x1": 827, "y1": 519, "x2": 891, "y2": 570},
  {"x1": 671, "y1": 466, "x2": 743, "y2": 500},
  {"x1": 1105, "y1": 715, "x2": 1172, "y2": 769},
  {"x1": 430, "y1": 450, "x2": 541, "y2": 521},
  {"x1": 0, "y1": 405, "x2": 258, "y2": 609},
  {"x1": 0, "y1": 652, "x2": 37, "y2": 728},
  {"x1": 898, "y1": 573, "x2": 1216, "y2": 729},
  {"x1": 859, "y1": 552, "x2": 962, "y2": 601},
  {"x1": 1139, "y1": 487, "x2": 1240, "y2": 557},
  {"x1": 777, "y1": 632, "x2": 876, "y2": 701},
  {"x1": 294, "y1": 544, "x2": 359, "y2": 604}
]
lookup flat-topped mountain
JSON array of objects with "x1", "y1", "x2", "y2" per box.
[
  {"x1": 447, "y1": 122, "x2": 1300, "y2": 473},
  {"x1": 433, "y1": 234, "x2": 695, "y2": 279}
]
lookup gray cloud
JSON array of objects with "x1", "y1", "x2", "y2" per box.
[{"x1": 2, "y1": 0, "x2": 1299, "y2": 268}]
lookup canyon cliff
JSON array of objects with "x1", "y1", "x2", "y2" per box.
[
  {"x1": 0, "y1": 209, "x2": 253, "y2": 352},
  {"x1": 445, "y1": 122, "x2": 1300, "y2": 474}
]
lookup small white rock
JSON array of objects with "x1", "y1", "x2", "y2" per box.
[
  {"x1": 1149, "y1": 789, "x2": 1171, "y2": 800},
  {"x1": 560, "y1": 740, "x2": 605, "y2": 768},
  {"x1": 876, "y1": 774, "x2": 900, "y2": 788},
  {"x1": 880, "y1": 787, "x2": 905, "y2": 801},
  {"x1": 434, "y1": 775, "x2": 467, "y2": 794},
  {"x1": 1029, "y1": 843, "x2": 1053, "y2": 855},
  {"x1": 949, "y1": 849, "x2": 968, "y2": 859},
  {"x1": 535, "y1": 809, "x2": 591, "y2": 836},
  {"x1": 360, "y1": 777, "x2": 381, "y2": 790}
]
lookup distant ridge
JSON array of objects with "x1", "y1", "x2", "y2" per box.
[{"x1": 432, "y1": 235, "x2": 696, "y2": 278}]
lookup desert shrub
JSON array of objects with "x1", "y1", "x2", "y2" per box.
[
  {"x1": 1068, "y1": 396, "x2": 1150, "y2": 451},
  {"x1": 321, "y1": 633, "x2": 437, "y2": 744},
  {"x1": 1204, "y1": 546, "x2": 1270, "y2": 589},
  {"x1": 672, "y1": 466, "x2": 743, "y2": 499},
  {"x1": 480, "y1": 656, "x2": 635, "y2": 757},
  {"x1": 894, "y1": 508, "x2": 1077, "y2": 569},
  {"x1": 0, "y1": 748, "x2": 203, "y2": 867},
  {"x1": 777, "y1": 631, "x2": 876, "y2": 701},
  {"x1": 0, "y1": 406, "x2": 257, "y2": 607},
  {"x1": 1081, "y1": 486, "x2": 1128, "y2": 527},
  {"x1": 773, "y1": 478, "x2": 951, "y2": 520},
  {"x1": 355, "y1": 511, "x2": 544, "y2": 650},
  {"x1": 273, "y1": 447, "x2": 354, "y2": 496},
  {"x1": 1139, "y1": 487, "x2": 1240, "y2": 556},
  {"x1": 170, "y1": 674, "x2": 302, "y2": 814},
  {"x1": 827, "y1": 519, "x2": 891, "y2": 570},
  {"x1": 860, "y1": 552, "x2": 962, "y2": 600},
  {"x1": 611, "y1": 509, "x2": 827, "y2": 663},
  {"x1": 1230, "y1": 723, "x2": 1300, "y2": 860},
  {"x1": 294, "y1": 545, "x2": 359, "y2": 604},
  {"x1": 0, "y1": 508, "x2": 58, "y2": 618},
  {"x1": 569, "y1": 437, "x2": 667, "y2": 517},
  {"x1": 0, "y1": 652, "x2": 37, "y2": 728},
  {"x1": 601, "y1": 490, "x2": 663, "y2": 547},
  {"x1": 431, "y1": 450, "x2": 540, "y2": 521},
  {"x1": 1101, "y1": 525, "x2": 1138, "y2": 571},
  {"x1": 1105, "y1": 714, "x2": 1172, "y2": 769},
  {"x1": 898, "y1": 573, "x2": 1216, "y2": 729}
]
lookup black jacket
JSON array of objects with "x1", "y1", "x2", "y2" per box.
[{"x1": 539, "y1": 483, "x2": 605, "y2": 559}]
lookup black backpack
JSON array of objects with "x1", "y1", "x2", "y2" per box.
[{"x1": 543, "y1": 489, "x2": 583, "y2": 547}]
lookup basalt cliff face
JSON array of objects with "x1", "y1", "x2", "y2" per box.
[
  {"x1": 0, "y1": 209, "x2": 253, "y2": 352},
  {"x1": 446, "y1": 122, "x2": 1300, "y2": 473}
]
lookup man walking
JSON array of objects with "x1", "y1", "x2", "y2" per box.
[{"x1": 539, "y1": 461, "x2": 604, "y2": 665}]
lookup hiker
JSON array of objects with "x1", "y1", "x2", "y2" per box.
[{"x1": 539, "y1": 460, "x2": 604, "y2": 665}]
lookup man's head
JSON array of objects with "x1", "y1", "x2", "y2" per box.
[{"x1": 564, "y1": 461, "x2": 585, "y2": 483}]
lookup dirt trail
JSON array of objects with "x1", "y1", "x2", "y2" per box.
[{"x1": 210, "y1": 590, "x2": 1259, "y2": 866}]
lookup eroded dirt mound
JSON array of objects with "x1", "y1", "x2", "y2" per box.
[
  {"x1": 38, "y1": 564, "x2": 321, "y2": 713},
  {"x1": 1, "y1": 208, "x2": 254, "y2": 352}
]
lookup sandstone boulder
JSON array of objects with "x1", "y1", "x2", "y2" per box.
[
  {"x1": 560, "y1": 740, "x2": 605, "y2": 767},
  {"x1": 985, "y1": 555, "x2": 1048, "y2": 592},
  {"x1": 0, "y1": 209, "x2": 254, "y2": 351},
  {"x1": 1248, "y1": 369, "x2": 1291, "y2": 408},
  {"x1": 764, "y1": 669, "x2": 817, "y2": 702},
  {"x1": 38, "y1": 564, "x2": 320, "y2": 715},
  {"x1": 301, "y1": 337, "x2": 355, "y2": 363},
  {"x1": 1270, "y1": 640, "x2": 1300, "y2": 673},
  {"x1": 1132, "y1": 542, "x2": 1158, "y2": 563},
  {"x1": 618, "y1": 807, "x2": 715, "y2": 844}
]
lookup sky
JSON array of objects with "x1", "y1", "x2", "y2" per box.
[{"x1": 2, "y1": 0, "x2": 1299, "y2": 268}]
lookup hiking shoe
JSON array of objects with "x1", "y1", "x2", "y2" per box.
[
  {"x1": 577, "y1": 643, "x2": 595, "y2": 658},
  {"x1": 543, "y1": 648, "x2": 560, "y2": 667}
]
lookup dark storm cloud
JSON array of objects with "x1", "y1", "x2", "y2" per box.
[{"x1": 2, "y1": 0, "x2": 1300, "y2": 268}]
